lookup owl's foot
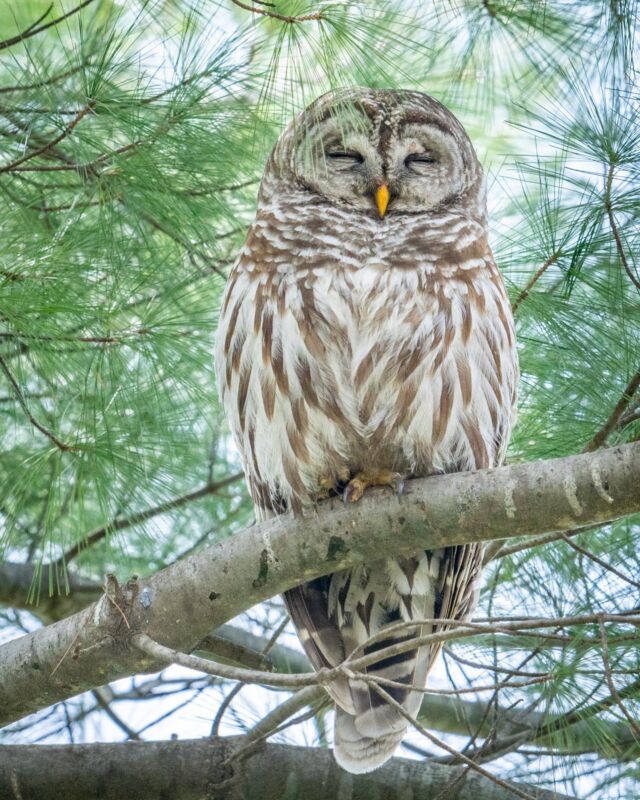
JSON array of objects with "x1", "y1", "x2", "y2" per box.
[
  {"x1": 343, "y1": 469, "x2": 405, "y2": 504},
  {"x1": 317, "y1": 467, "x2": 351, "y2": 500}
]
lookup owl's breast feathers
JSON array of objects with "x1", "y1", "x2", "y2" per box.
[
  {"x1": 215, "y1": 200, "x2": 518, "y2": 515},
  {"x1": 215, "y1": 199, "x2": 518, "y2": 772}
]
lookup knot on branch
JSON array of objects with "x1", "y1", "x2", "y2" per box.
[{"x1": 95, "y1": 573, "x2": 140, "y2": 639}]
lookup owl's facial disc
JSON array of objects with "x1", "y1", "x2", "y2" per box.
[
  {"x1": 284, "y1": 91, "x2": 480, "y2": 218},
  {"x1": 292, "y1": 112, "x2": 385, "y2": 212},
  {"x1": 385, "y1": 123, "x2": 466, "y2": 213}
]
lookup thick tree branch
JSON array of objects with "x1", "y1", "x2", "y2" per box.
[
  {"x1": 0, "y1": 442, "x2": 638, "y2": 727},
  {"x1": 0, "y1": 563, "x2": 100, "y2": 623},
  {"x1": 0, "y1": 738, "x2": 576, "y2": 800},
  {"x1": 2, "y1": 592, "x2": 634, "y2": 762}
]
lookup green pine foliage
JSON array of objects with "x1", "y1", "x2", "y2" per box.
[{"x1": 0, "y1": 1, "x2": 638, "y2": 797}]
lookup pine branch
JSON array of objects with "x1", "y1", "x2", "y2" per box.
[
  {"x1": 57, "y1": 472, "x2": 244, "y2": 565},
  {"x1": 0, "y1": 353, "x2": 74, "y2": 451},
  {"x1": 604, "y1": 162, "x2": 640, "y2": 292},
  {"x1": 582, "y1": 368, "x2": 640, "y2": 452},
  {"x1": 0, "y1": 0, "x2": 97, "y2": 52},
  {"x1": 0, "y1": 103, "x2": 94, "y2": 174},
  {"x1": 511, "y1": 252, "x2": 561, "y2": 313},
  {"x1": 0, "y1": 442, "x2": 638, "y2": 727}
]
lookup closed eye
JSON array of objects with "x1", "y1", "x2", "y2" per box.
[
  {"x1": 405, "y1": 153, "x2": 438, "y2": 168},
  {"x1": 327, "y1": 151, "x2": 364, "y2": 166}
]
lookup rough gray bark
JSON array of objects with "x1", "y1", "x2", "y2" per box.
[
  {"x1": 0, "y1": 737, "x2": 576, "y2": 800},
  {"x1": 0, "y1": 442, "x2": 638, "y2": 727}
]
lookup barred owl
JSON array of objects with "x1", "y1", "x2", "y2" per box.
[{"x1": 215, "y1": 88, "x2": 518, "y2": 773}]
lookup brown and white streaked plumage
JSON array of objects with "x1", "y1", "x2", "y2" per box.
[{"x1": 215, "y1": 88, "x2": 518, "y2": 773}]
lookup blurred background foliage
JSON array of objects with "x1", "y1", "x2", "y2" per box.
[{"x1": 0, "y1": 1, "x2": 639, "y2": 798}]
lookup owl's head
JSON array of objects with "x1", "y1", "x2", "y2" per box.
[{"x1": 268, "y1": 87, "x2": 485, "y2": 219}]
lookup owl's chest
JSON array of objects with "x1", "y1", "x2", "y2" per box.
[{"x1": 308, "y1": 263, "x2": 440, "y2": 373}]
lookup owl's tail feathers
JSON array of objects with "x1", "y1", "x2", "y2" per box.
[
  {"x1": 332, "y1": 635, "x2": 432, "y2": 773},
  {"x1": 333, "y1": 706, "x2": 406, "y2": 774}
]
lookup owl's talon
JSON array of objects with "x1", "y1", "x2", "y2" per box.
[
  {"x1": 343, "y1": 479, "x2": 365, "y2": 504},
  {"x1": 342, "y1": 470, "x2": 405, "y2": 504}
]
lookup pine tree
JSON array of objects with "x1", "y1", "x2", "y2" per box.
[{"x1": 0, "y1": 2, "x2": 639, "y2": 798}]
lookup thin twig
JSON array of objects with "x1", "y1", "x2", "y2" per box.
[
  {"x1": 133, "y1": 611, "x2": 640, "y2": 692},
  {"x1": 560, "y1": 533, "x2": 640, "y2": 590},
  {"x1": 535, "y1": 675, "x2": 640, "y2": 741},
  {"x1": 229, "y1": 685, "x2": 325, "y2": 764},
  {"x1": 511, "y1": 252, "x2": 560, "y2": 313},
  {"x1": 0, "y1": 353, "x2": 73, "y2": 451},
  {"x1": 0, "y1": 328, "x2": 152, "y2": 345},
  {"x1": 6, "y1": 140, "x2": 139, "y2": 175},
  {"x1": 366, "y1": 680, "x2": 536, "y2": 800},
  {"x1": 57, "y1": 472, "x2": 244, "y2": 564},
  {"x1": 134, "y1": 632, "x2": 327, "y2": 689},
  {"x1": 137, "y1": 211, "x2": 228, "y2": 280},
  {"x1": 343, "y1": 612, "x2": 640, "y2": 673},
  {"x1": 50, "y1": 607, "x2": 94, "y2": 676},
  {"x1": 230, "y1": 0, "x2": 323, "y2": 23},
  {"x1": 0, "y1": 0, "x2": 97, "y2": 52},
  {"x1": 582, "y1": 368, "x2": 640, "y2": 452},
  {"x1": 210, "y1": 615, "x2": 289, "y2": 735},
  {"x1": 597, "y1": 618, "x2": 640, "y2": 741},
  {"x1": 617, "y1": 401, "x2": 640, "y2": 431},
  {"x1": 194, "y1": 635, "x2": 274, "y2": 672},
  {"x1": 0, "y1": 103, "x2": 93, "y2": 173},
  {"x1": 604, "y1": 162, "x2": 640, "y2": 291},
  {"x1": 486, "y1": 523, "x2": 600, "y2": 563},
  {"x1": 0, "y1": 62, "x2": 88, "y2": 95},
  {"x1": 92, "y1": 688, "x2": 141, "y2": 740}
]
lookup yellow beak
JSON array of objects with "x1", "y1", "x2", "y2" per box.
[{"x1": 376, "y1": 183, "x2": 390, "y2": 218}]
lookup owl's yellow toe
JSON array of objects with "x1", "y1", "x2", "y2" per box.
[{"x1": 343, "y1": 469, "x2": 404, "y2": 504}]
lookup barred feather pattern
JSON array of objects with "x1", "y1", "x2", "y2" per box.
[{"x1": 215, "y1": 89, "x2": 518, "y2": 773}]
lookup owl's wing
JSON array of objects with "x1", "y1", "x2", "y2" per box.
[{"x1": 283, "y1": 579, "x2": 355, "y2": 714}]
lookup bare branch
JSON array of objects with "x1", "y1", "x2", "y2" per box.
[
  {"x1": 0, "y1": 738, "x2": 576, "y2": 800},
  {"x1": 230, "y1": 0, "x2": 323, "y2": 23}
]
